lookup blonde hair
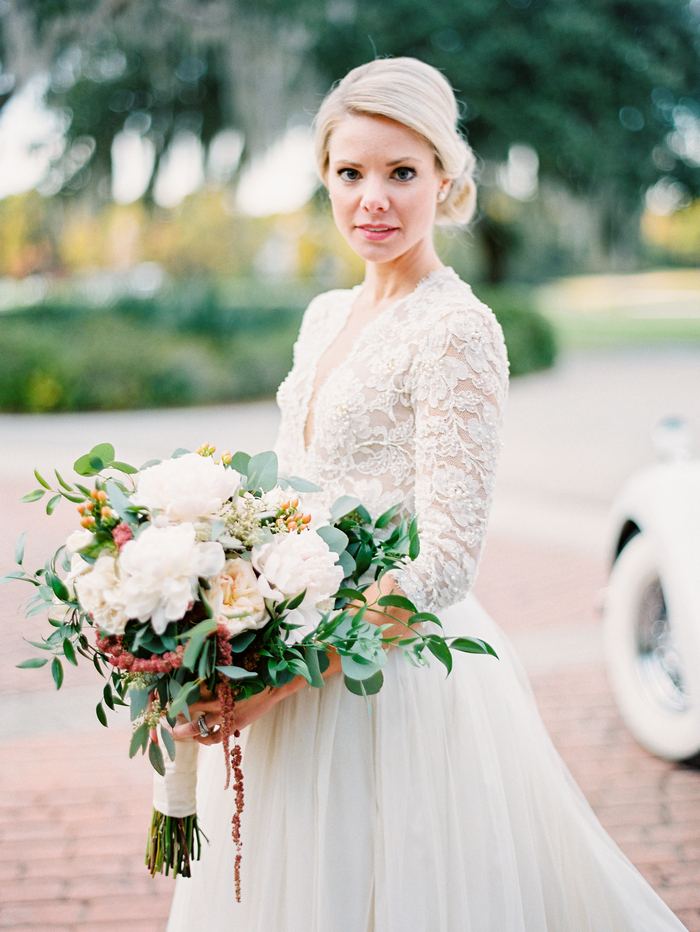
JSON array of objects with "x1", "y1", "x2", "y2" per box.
[{"x1": 314, "y1": 57, "x2": 477, "y2": 226}]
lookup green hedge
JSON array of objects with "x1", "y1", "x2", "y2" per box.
[
  {"x1": 0, "y1": 284, "x2": 555, "y2": 413},
  {"x1": 475, "y1": 286, "x2": 558, "y2": 377}
]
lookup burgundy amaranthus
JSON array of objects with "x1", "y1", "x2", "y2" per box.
[
  {"x1": 231, "y1": 730, "x2": 244, "y2": 902},
  {"x1": 96, "y1": 633, "x2": 185, "y2": 674},
  {"x1": 216, "y1": 626, "x2": 245, "y2": 902}
]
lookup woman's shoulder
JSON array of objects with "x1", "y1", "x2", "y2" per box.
[{"x1": 416, "y1": 268, "x2": 506, "y2": 347}]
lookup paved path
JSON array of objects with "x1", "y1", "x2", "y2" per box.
[{"x1": 1, "y1": 348, "x2": 700, "y2": 930}]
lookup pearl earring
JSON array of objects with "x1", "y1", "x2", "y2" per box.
[{"x1": 437, "y1": 191, "x2": 447, "y2": 202}]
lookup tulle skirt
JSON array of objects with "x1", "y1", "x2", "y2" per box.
[{"x1": 167, "y1": 594, "x2": 686, "y2": 931}]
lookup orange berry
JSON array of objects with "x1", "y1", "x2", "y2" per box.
[
  {"x1": 80, "y1": 515, "x2": 96, "y2": 528},
  {"x1": 77, "y1": 503, "x2": 86, "y2": 515}
]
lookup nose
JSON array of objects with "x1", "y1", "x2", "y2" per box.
[{"x1": 360, "y1": 177, "x2": 389, "y2": 213}]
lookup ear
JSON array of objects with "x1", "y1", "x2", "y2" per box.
[{"x1": 437, "y1": 180, "x2": 451, "y2": 202}]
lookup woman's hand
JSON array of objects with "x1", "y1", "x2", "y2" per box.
[{"x1": 169, "y1": 676, "x2": 308, "y2": 744}]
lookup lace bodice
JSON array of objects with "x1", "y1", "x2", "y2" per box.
[{"x1": 275, "y1": 267, "x2": 509, "y2": 613}]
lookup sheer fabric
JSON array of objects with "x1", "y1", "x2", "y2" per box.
[{"x1": 168, "y1": 269, "x2": 686, "y2": 931}]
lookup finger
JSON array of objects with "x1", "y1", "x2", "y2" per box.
[
  {"x1": 185, "y1": 699, "x2": 222, "y2": 715},
  {"x1": 172, "y1": 712, "x2": 218, "y2": 741},
  {"x1": 195, "y1": 728, "x2": 223, "y2": 746}
]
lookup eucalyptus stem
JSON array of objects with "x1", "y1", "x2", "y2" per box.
[{"x1": 145, "y1": 809, "x2": 206, "y2": 878}]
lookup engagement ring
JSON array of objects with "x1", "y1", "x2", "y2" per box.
[{"x1": 197, "y1": 714, "x2": 211, "y2": 738}]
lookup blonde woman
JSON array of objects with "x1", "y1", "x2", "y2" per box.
[{"x1": 168, "y1": 58, "x2": 687, "y2": 931}]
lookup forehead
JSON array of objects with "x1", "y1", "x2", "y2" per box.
[{"x1": 327, "y1": 113, "x2": 434, "y2": 163}]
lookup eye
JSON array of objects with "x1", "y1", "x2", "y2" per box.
[
  {"x1": 393, "y1": 166, "x2": 416, "y2": 181},
  {"x1": 338, "y1": 168, "x2": 360, "y2": 181}
]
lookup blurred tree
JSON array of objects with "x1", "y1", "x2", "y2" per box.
[{"x1": 1, "y1": 0, "x2": 699, "y2": 279}]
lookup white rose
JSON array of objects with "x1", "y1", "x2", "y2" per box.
[
  {"x1": 208, "y1": 557, "x2": 269, "y2": 637},
  {"x1": 119, "y1": 523, "x2": 225, "y2": 634},
  {"x1": 65, "y1": 528, "x2": 94, "y2": 554},
  {"x1": 74, "y1": 554, "x2": 130, "y2": 636},
  {"x1": 252, "y1": 530, "x2": 343, "y2": 641},
  {"x1": 131, "y1": 453, "x2": 241, "y2": 523}
]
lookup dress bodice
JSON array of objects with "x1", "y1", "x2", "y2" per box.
[{"x1": 275, "y1": 267, "x2": 509, "y2": 612}]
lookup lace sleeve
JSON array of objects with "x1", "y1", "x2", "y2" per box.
[{"x1": 392, "y1": 301, "x2": 509, "y2": 613}]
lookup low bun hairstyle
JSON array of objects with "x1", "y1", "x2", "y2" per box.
[{"x1": 314, "y1": 57, "x2": 477, "y2": 226}]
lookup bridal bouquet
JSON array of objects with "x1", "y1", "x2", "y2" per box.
[{"x1": 7, "y1": 442, "x2": 495, "y2": 895}]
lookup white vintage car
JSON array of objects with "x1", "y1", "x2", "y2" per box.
[{"x1": 603, "y1": 418, "x2": 700, "y2": 763}]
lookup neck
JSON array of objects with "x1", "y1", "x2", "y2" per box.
[{"x1": 361, "y1": 248, "x2": 444, "y2": 309}]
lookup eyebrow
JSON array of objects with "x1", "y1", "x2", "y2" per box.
[{"x1": 331, "y1": 156, "x2": 424, "y2": 167}]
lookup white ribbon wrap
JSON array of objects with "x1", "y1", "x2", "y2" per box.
[{"x1": 152, "y1": 738, "x2": 199, "y2": 818}]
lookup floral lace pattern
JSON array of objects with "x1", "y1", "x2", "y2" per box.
[{"x1": 275, "y1": 268, "x2": 509, "y2": 613}]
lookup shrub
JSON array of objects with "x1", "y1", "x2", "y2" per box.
[
  {"x1": 0, "y1": 282, "x2": 556, "y2": 413},
  {"x1": 474, "y1": 286, "x2": 558, "y2": 377}
]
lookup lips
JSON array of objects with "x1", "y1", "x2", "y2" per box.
[{"x1": 356, "y1": 224, "x2": 398, "y2": 241}]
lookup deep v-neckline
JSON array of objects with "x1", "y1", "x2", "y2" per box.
[{"x1": 302, "y1": 268, "x2": 451, "y2": 452}]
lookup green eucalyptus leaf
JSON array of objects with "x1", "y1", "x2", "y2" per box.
[
  {"x1": 167, "y1": 681, "x2": 200, "y2": 719},
  {"x1": 73, "y1": 454, "x2": 100, "y2": 477},
  {"x1": 16, "y1": 657, "x2": 49, "y2": 669},
  {"x1": 303, "y1": 647, "x2": 325, "y2": 688},
  {"x1": 96, "y1": 701, "x2": 108, "y2": 727},
  {"x1": 340, "y1": 652, "x2": 384, "y2": 681},
  {"x1": 344, "y1": 669, "x2": 384, "y2": 696},
  {"x1": 229, "y1": 631, "x2": 256, "y2": 653},
  {"x1": 91, "y1": 443, "x2": 116, "y2": 463},
  {"x1": 426, "y1": 637, "x2": 453, "y2": 675},
  {"x1": 63, "y1": 639, "x2": 78, "y2": 666},
  {"x1": 129, "y1": 686, "x2": 150, "y2": 721},
  {"x1": 182, "y1": 617, "x2": 218, "y2": 671},
  {"x1": 20, "y1": 489, "x2": 46, "y2": 503},
  {"x1": 112, "y1": 461, "x2": 137, "y2": 474},
  {"x1": 330, "y1": 495, "x2": 361, "y2": 522},
  {"x1": 14, "y1": 532, "x2": 27, "y2": 566},
  {"x1": 51, "y1": 656, "x2": 63, "y2": 689},
  {"x1": 129, "y1": 722, "x2": 149, "y2": 758},
  {"x1": 284, "y1": 475, "x2": 323, "y2": 493},
  {"x1": 216, "y1": 664, "x2": 259, "y2": 680},
  {"x1": 105, "y1": 479, "x2": 138, "y2": 526},
  {"x1": 374, "y1": 503, "x2": 401, "y2": 529},
  {"x1": 160, "y1": 724, "x2": 176, "y2": 761},
  {"x1": 46, "y1": 494, "x2": 61, "y2": 515},
  {"x1": 34, "y1": 468, "x2": 51, "y2": 489},
  {"x1": 49, "y1": 575, "x2": 70, "y2": 602},
  {"x1": 55, "y1": 470, "x2": 74, "y2": 491},
  {"x1": 316, "y1": 525, "x2": 349, "y2": 555},
  {"x1": 171, "y1": 448, "x2": 190, "y2": 458},
  {"x1": 102, "y1": 682, "x2": 115, "y2": 710},
  {"x1": 246, "y1": 451, "x2": 278, "y2": 492},
  {"x1": 148, "y1": 740, "x2": 166, "y2": 776},
  {"x1": 230, "y1": 451, "x2": 251, "y2": 475},
  {"x1": 377, "y1": 594, "x2": 417, "y2": 613},
  {"x1": 450, "y1": 636, "x2": 499, "y2": 659}
]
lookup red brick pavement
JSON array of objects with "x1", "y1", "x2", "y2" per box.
[{"x1": 1, "y1": 526, "x2": 699, "y2": 929}]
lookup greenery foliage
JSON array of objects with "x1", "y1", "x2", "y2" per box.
[{"x1": 0, "y1": 284, "x2": 555, "y2": 412}]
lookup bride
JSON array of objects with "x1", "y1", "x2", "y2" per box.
[{"x1": 168, "y1": 57, "x2": 687, "y2": 931}]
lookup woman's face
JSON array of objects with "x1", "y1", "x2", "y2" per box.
[{"x1": 326, "y1": 113, "x2": 449, "y2": 270}]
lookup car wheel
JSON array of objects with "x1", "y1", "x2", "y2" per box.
[{"x1": 604, "y1": 531, "x2": 700, "y2": 762}]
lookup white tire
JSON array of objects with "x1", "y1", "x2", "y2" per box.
[{"x1": 603, "y1": 532, "x2": 700, "y2": 761}]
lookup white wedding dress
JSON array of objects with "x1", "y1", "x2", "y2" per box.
[{"x1": 168, "y1": 268, "x2": 686, "y2": 931}]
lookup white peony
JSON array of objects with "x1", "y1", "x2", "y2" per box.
[
  {"x1": 131, "y1": 453, "x2": 241, "y2": 524},
  {"x1": 252, "y1": 530, "x2": 344, "y2": 641},
  {"x1": 65, "y1": 528, "x2": 94, "y2": 554},
  {"x1": 208, "y1": 557, "x2": 269, "y2": 637},
  {"x1": 74, "y1": 554, "x2": 130, "y2": 636},
  {"x1": 119, "y1": 523, "x2": 225, "y2": 634}
]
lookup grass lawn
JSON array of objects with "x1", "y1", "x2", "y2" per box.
[{"x1": 535, "y1": 269, "x2": 700, "y2": 349}]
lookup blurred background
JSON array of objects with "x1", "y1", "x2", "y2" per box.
[{"x1": 0, "y1": 0, "x2": 699, "y2": 411}]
